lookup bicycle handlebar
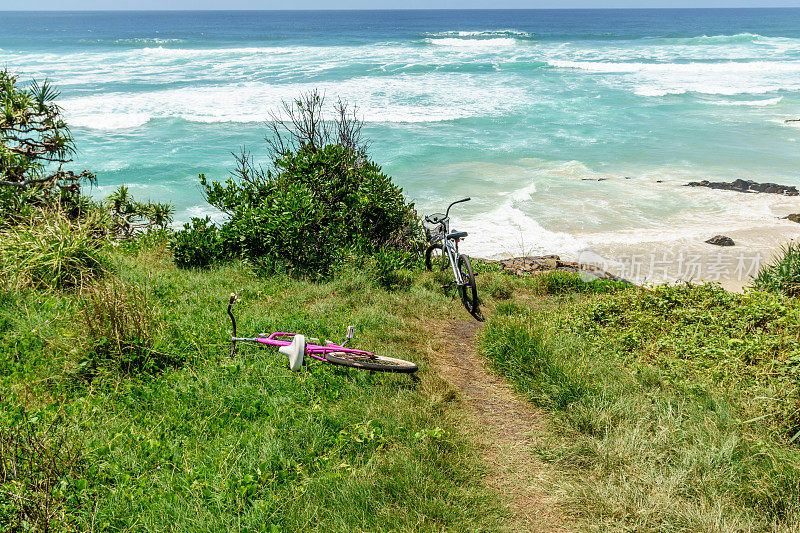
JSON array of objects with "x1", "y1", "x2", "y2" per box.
[{"x1": 444, "y1": 197, "x2": 470, "y2": 219}]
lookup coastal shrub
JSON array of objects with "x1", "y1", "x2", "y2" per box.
[
  {"x1": 199, "y1": 144, "x2": 422, "y2": 278},
  {"x1": 752, "y1": 241, "x2": 800, "y2": 297},
  {"x1": 180, "y1": 91, "x2": 424, "y2": 278},
  {"x1": 1, "y1": 68, "x2": 102, "y2": 282},
  {"x1": 0, "y1": 210, "x2": 109, "y2": 291},
  {"x1": 171, "y1": 216, "x2": 222, "y2": 269}
]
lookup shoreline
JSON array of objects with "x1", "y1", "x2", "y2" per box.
[{"x1": 472, "y1": 180, "x2": 800, "y2": 292}]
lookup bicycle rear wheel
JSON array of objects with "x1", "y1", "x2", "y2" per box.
[
  {"x1": 324, "y1": 351, "x2": 418, "y2": 373},
  {"x1": 457, "y1": 254, "x2": 479, "y2": 315}
]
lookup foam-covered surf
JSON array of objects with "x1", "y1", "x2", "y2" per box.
[{"x1": 4, "y1": 9, "x2": 800, "y2": 286}]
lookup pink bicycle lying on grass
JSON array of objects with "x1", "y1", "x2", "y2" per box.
[{"x1": 226, "y1": 293, "x2": 418, "y2": 373}]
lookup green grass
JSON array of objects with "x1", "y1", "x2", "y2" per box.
[
  {"x1": 1, "y1": 244, "x2": 503, "y2": 532},
  {"x1": 10, "y1": 224, "x2": 800, "y2": 532},
  {"x1": 481, "y1": 280, "x2": 800, "y2": 531}
]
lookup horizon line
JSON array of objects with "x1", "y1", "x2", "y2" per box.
[{"x1": 3, "y1": 6, "x2": 800, "y2": 11}]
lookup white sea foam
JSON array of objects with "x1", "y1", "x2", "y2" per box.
[
  {"x1": 426, "y1": 37, "x2": 518, "y2": 48},
  {"x1": 115, "y1": 38, "x2": 186, "y2": 45},
  {"x1": 178, "y1": 205, "x2": 226, "y2": 226},
  {"x1": 709, "y1": 96, "x2": 783, "y2": 106},
  {"x1": 61, "y1": 73, "x2": 530, "y2": 130},
  {"x1": 424, "y1": 30, "x2": 533, "y2": 38},
  {"x1": 510, "y1": 181, "x2": 537, "y2": 202},
  {"x1": 459, "y1": 203, "x2": 590, "y2": 260},
  {"x1": 548, "y1": 59, "x2": 800, "y2": 74},
  {"x1": 657, "y1": 33, "x2": 762, "y2": 45},
  {"x1": 549, "y1": 59, "x2": 800, "y2": 96}
]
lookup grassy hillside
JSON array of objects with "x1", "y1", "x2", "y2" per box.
[
  {"x1": 1, "y1": 242, "x2": 504, "y2": 532},
  {"x1": 482, "y1": 273, "x2": 800, "y2": 531}
]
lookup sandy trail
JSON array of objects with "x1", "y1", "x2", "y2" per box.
[{"x1": 431, "y1": 318, "x2": 571, "y2": 532}]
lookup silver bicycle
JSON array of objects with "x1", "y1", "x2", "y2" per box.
[{"x1": 424, "y1": 197, "x2": 479, "y2": 317}]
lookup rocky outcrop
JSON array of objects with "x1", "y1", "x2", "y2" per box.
[
  {"x1": 783, "y1": 214, "x2": 800, "y2": 223},
  {"x1": 705, "y1": 235, "x2": 735, "y2": 246},
  {"x1": 487, "y1": 255, "x2": 630, "y2": 283},
  {"x1": 686, "y1": 179, "x2": 798, "y2": 196}
]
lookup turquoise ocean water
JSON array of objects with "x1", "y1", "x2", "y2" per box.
[{"x1": 3, "y1": 9, "x2": 800, "y2": 282}]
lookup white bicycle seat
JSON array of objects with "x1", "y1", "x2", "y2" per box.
[{"x1": 278, "y1": 334, "x2": 305, "y2": 371}]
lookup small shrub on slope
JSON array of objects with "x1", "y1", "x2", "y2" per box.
[
  {"x1": 752, "y1": 241, "x2": 800, "y2": 296},
  {"x1": 171, "y1": 216, "x2": 222, "y2": 269},
  {"x1": 0, "y1": 210, "x2": 109, "y2": 291},
  {"x1": 80, "y1": 279, "x2": 173, "y2": 376}
]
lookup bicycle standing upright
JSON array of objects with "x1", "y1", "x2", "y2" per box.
[{"x1": 424, "y1": 198, "x2": 479, "y2": 317}]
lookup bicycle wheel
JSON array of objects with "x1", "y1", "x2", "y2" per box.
[
  {"x1": 457, "y1": 254, "x2": 479, "y2": 315},
  {"x1": 324, "y1": 351, "x2": 418, "y2": 373},
  {"x1": 425, "y1": 244, "x2": 451, "y2": 272}
]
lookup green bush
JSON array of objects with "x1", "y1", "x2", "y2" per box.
[
  {"x1": 171, "y1": 216, "x2": 222, "y2": 269},
  {"x1": 0, "y1": 210, "x2": 109, "y2": 291},
  {"x1": 752, "y1": 242, "x2": 800, "y2": 296},
  {"x1": 195, "y1": 143, "x2": 422, "y2": 278},
  {"x1": 105, "y1": 185, "x2": 174, "y2": 240},
  {"x1": 1, "y1": 69, "x2": 96, "y2": 219}
]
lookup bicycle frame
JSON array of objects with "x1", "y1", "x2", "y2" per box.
[
  {"x1": 232, "y1": 332, "x2": 375, "y2": 362},
  {"x1": 227, "y1": 294, "x2": 376, "y2": 360},
  {"x1": 440, "y1": 228, "x2": 466, "y2": 286},
  {"x1": 429, "y1": 197, "x2": 471, "y2": 287}
]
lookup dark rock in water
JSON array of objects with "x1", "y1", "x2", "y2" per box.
[
  {"x1": 656, "y1": 180, "x2": 664, "y2": 183},
  {"x1": 686, "y1": 179, "x2": 799, "y2": 196},
  {"x1": 706, "y1": 235, "x2": 735, "y2": 246},
  {"x1": 486, "y1": 255, "x2": 630, "y2": 283},
  {"x1": 783, "y1": 214, "x2": 800, "y2": 223}
]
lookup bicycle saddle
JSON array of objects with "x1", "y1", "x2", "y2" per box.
[
  {"x1": 425, "y1": 213, "x2": 446, "y2": 224},
  {"x1": 278, "y1": 334, "x2": 305, "y2": 371},
  {"x1": 447, "y1": 231, "x2": 468, "y2": 239}
]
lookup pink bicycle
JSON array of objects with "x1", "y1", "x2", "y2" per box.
[{"x1": 226, "y1": 294, "x2": 418, "y2": 373}]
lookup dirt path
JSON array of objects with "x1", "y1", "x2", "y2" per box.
[{"x1": 431, "y1": 319, "x2": 570, "y2": 532}]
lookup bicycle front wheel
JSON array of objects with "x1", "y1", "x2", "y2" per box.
[
  {"x1": 457, "y1": 254, "x2": 479, "y2": 315},
  {"x1": 325, "y1": 351, "x2": 418, "y2": 373}
]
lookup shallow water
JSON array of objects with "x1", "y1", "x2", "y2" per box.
[{"x1": 4, "y1": 9, "x2": 800, "y2": 286}]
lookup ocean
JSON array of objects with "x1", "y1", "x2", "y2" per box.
[{"x1": 3, "y1": 9, "x2": 800, "y2": 285}]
